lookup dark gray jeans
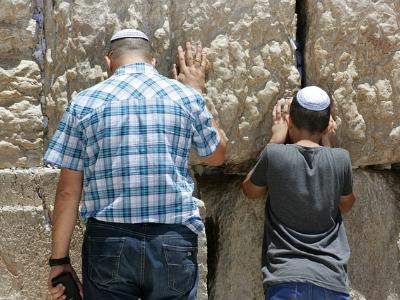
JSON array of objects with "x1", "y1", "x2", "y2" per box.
[{"x1": 82, "y1": 218, "x2": 198, "y2": 300}]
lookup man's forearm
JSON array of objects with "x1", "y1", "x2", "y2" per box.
[
  {"x1": 51, "y1": 193, "x2": 80, "y2": 258},
  {"x1": 212, "y1": 119, "x2": 227, "y2": 147},
  {"x1": 51, "y1": 169, "x2": 83, "y2": 259}
]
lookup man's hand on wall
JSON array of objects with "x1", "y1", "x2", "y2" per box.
[{"x1": 172, "y1": 42, "x2": 208, "y2": 93}]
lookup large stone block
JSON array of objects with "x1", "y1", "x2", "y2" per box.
[
  {"x1": 0, "y1": 209, "x2": 84, "y2": 300},
  {"x1": 0, "y1": 0, "x2": 44, "y2": 168},
  {"x1": 0, "y1": 0, "x2": 37, "y2": 61},
  {"x1": 43, "y1": 0, "x2": 300, "y2": 165},
  {"x1": 43, "y1": 0, "x2": 171, "y2": 139},
  {"x1": 0, "y1": 168, "x2": 59, "y2": 207},
  {"x1": 346, "y1": 170, "x2": 400, "y2": 299},
  {"x1": 305, "y1": 0, "x2": 400, "y2": 166},
  {"x1": 197, "y1": 169, "x2": 400, "y2": 300},
  {"x1": 171, "y1": 0, "x2": 300, "y2": 164}
]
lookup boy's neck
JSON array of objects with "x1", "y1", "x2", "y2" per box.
[{"x1": 289, "y1": 128, "x2": 322, "y2": 148}]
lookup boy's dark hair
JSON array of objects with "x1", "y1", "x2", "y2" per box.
[
  {"x1": 289, "y1": 96, "x2": 331, "y2": 133},
  {"x1": 108, "y1": 38, "x2": 155, "y2": 60}
]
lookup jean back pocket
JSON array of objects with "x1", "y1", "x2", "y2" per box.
[
  {"x1": 88, "y1": 237, "x2": 125, "y2": 286},
  {"x1": 163, "y1": 243, "x2": 198, "y2": 294}
]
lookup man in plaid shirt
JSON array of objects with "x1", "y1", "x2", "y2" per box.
[{"x1": 46, "y1": 29, "x2": 226, "y2": 300}]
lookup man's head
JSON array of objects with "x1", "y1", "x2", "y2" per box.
[
  {"x1": 288, "y1": 86, "x2": 331, "y2": 136},
  {"x1": 105, "y1": 29, "x2": 156, "y2": 76}
]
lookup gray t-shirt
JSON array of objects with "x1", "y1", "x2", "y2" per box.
[{"x1": 250, "y1": 144, "x2": 353, "y2": 294}]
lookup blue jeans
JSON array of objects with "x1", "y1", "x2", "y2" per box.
[
  {"x1": 82, "y1": 218, "x2": 198, "y2": 300},
  {"x1": 266, "y1": 283, "x2": 349, "y2": 300}
]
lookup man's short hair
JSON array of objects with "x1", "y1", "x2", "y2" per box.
[
  {"x1": 289, "y1": 96, "x2": 331, "y2": 134},
  {"x1": 108, "y1": 38, "x2": 155, "y2": 60}
]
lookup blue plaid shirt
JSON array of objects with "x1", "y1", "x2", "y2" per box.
[{"x1": 44, "y1": 63, "x2": 220, "y2": 234}]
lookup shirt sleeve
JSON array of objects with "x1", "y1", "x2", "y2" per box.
[
  {"x1": 190, "y1": 94, "x2": 220, "y2": 157},
  {"x1": 44, "y1": 105, "x2": 84, "y2": 171},
  {"x1": 342, "y1": 151, "x2": 353, "y2": 196},
  {"x1": 250, "y1": 146, "x2": 269, "y2": 187}
]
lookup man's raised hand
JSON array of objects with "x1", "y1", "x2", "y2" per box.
[{"x1": 172, "y1": 42, "x2": 207, "y2": 93}]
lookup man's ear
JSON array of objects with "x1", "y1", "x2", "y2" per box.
[
  {"x1": 150, "y1": 57, "x2": 156, "y2": 67},
  {"x1": 105, "y1": 55, "x2": 113, "y2": 77}
]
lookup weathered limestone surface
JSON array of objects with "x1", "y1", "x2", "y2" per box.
[
  {"x1": 43, "y1": 0, "x2": 171, "y2": 140},
  {"x1": 171, "y1": 0, "x2": 299, "y2": 164},
  {"x1": 0, "y1": 168, "x2": 208, "y2": 300},
  {"x1": 347, "y1": 170, "x2": 400, "y2": 300},
  {"x1": 0, "y1": 0, "x2": 44, "y2": 168},
  {"x1": 198, "y1": 169, "x2": 400, "y2": 300},
  {"x1": 43, "y1": 0, "x2": 300, "y2": 165},
  {"x1": 305, "y1": 0, "x2": 400, "y2": 166}
]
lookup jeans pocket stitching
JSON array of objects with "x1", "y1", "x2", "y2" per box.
[
  {"x1": 88, "y1": 238, "x2": 125, "y2": 285},
  {"x1": 162, "y1": 244, "x2": 198, "y2": 294}
]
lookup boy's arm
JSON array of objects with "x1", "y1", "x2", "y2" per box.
[
  {"x1": 321, "y1": 115, "x2": 337, "y2": 147},
  {"x1": 242, "y1": 170, "x2": 267, "y2": 199},
  {"x1": 339, "y1": 152, "x2": 355, "y2": 214},
  {"x1": 339, "y1": 193, "x2": 356, "y2": 214},
  {"x1": 242, "y1": 100, "x2": 288, "y2": 198}
]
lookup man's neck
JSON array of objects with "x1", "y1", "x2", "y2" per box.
[{"x1": 111, "y1": 56, "x2": 152, "y2": 74}]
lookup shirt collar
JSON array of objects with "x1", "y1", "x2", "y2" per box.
[{"x1": 114, "y1": 62, "x2": 159, "y2": 76}]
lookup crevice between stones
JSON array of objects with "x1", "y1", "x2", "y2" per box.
[
  {"x1": 295, "y1": 0, "x2": 307, "y2": 88},
  {"x1": 33, "y1": 174, "x2": 52, "y2": 232},
  {"x1": 32, "y1": 0, "x2": 48, "y2": 161}
]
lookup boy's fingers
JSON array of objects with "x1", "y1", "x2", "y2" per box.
[
  {"x1": 276, "y1": 100, "x2": 282, "y2": 120},
  {"x1": 272, "y1": 104, "x2": 277, "y2": 121},
  {"x1": 185, "y1": 42, "x2": 194, "y2": 67},
  {"x1": 177, "y1": 46, "x2": 188, "y2": 73},
  {"x1": 283, "y1": 102, "x2": 290, "y2": 116},
  {"x1": 171, "y1": 64, "x2": 178, "y2": 80}
]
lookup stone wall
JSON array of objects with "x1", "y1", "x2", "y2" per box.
[
  {"x1": 1, "y1": 0, "x2": 399, "y2": 299},
  {"x1": 305, "y1": 0, "x2": 400, "y2": 166}
]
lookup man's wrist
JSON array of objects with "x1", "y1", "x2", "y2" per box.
[{"x1": 49, "y1": 256, "x2": 71, "y2": 267}]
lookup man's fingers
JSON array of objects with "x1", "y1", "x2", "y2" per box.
[
  {"x1": 194, "y1": 43, "x2": 202, "y2": 67},
  {"x1": 200, "y1": 51, "x2": 207, "y2": 72},
  {"x1": 177, "y1": 46, "x2": 188, "y2": 73},
  {"x1": 171, "y1": 64, "x2": 178, "y2": 80},
  {"x1": 272, "y1": 103, "x2": 277, "y2": 122},
  {"x1": 185, "y1": 42, "x2": 194, "y2": 67},
  {"x1": 50, "y1": 284, "x2": 65, "y2": 299}
]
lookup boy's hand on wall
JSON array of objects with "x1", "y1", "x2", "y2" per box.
[
  {"x1": 172, "y1": 42, "x2": 208, "y2": 94},
  {"x1": 270, "y1": 99, "x2": 289, "y2": 144},
  {"x1": 321, "y1": 115, "x2": 337, "y2": 147}
]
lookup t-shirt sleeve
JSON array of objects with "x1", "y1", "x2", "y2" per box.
[
  {"x1": 190, "y1": 94, "x2": 220, "y2": 157},
  {"x1": 342, "y1": 152, "x2": 353, "y2": 196},
  {"x1": 250, "y1": 146, "x2": 269, "y2": 187},
  {"x1": 43, "y1": 105, "x2": 84, "y2": 171}
]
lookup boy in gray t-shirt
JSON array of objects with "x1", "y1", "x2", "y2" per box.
[{"x1": 242, "y1": 86, "x2": 356, "y2": 300}]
